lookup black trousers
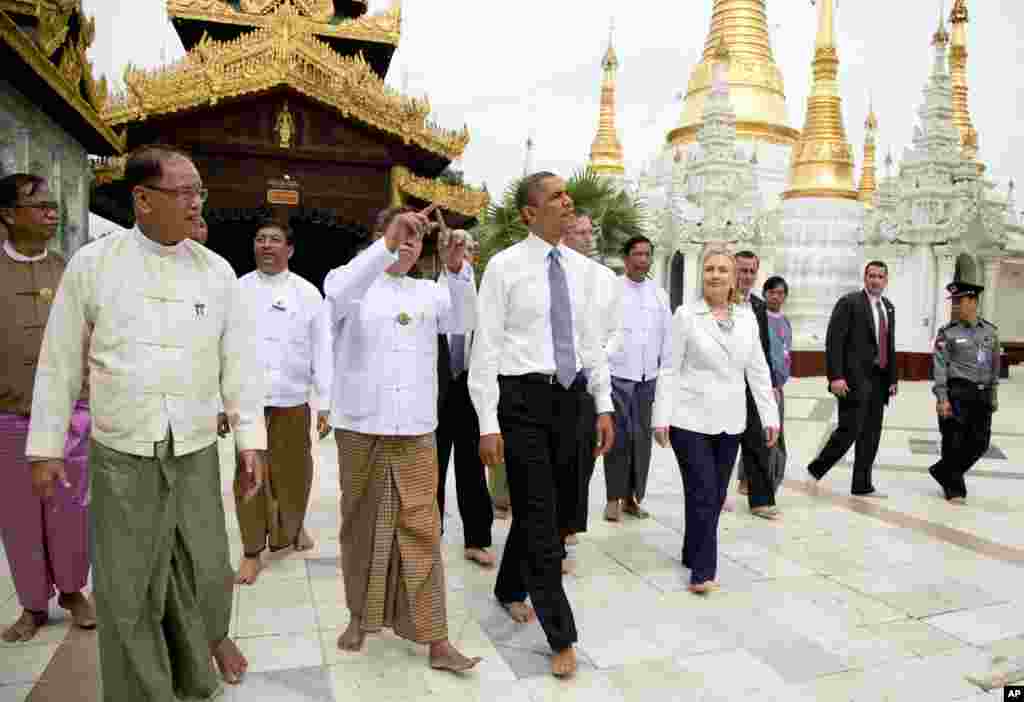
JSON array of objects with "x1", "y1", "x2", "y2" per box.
[
  {"x1": 929, "y1": 380, "x2": 993, "y2": 500},
  {"x1": 436, "y1": 372, "x2": 494, "y2": 549},
  {"x1": 564, "y1": 391, "x2": 597, "y2": 534},
  {"x1": 741, "y1": 385, "x2": 776, "y2": 509},
  {"x1": 494, "y1": 373, "x2": 583, "y2": 652},
  {"x1": 808, "y1": 367, "x2": 889, "y2": 494}
]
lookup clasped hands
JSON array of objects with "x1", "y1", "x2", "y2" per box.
[{"x1": 479, "y1": 413, "x2": 616, "y2": 467}]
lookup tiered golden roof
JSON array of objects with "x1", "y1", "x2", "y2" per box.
[
  {"x1": 858, "y1": 104, "x2": 878, "y2": 208},
  {"x1": 782, "y1": 0, "x2": 858, "y2": 201},
  {"x1": 588, "y1": 27, "x2": 625, "y2": 176},
  {"x1": 948, "y1": 0, "x2": 978, "y2": 159},
  {"x1": 101, "y1": 2, "x2": 468, "y2": 161},
  {"x1": 390, "y1": 166, "x2": 490, "y2": 219},
  {"x1": 0, "y1": 0, "x2": 123, "y2": 153},
  {"x1": 165, "y1": 0, "x2": 399, "y2": 46},
  {"x1": 669, "y1": 0, "x2": 798, "y2": 148}
]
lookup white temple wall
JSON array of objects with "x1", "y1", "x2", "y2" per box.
[
  {"x1": 0, "y1": 79, "x2": 91, "y2": 257},
  {"x1": 896, "y1": 245, "x2": 938, "y2": 353},
  {"x1": 997, "y1": 260, "x2": 1024, "y2": 341}
]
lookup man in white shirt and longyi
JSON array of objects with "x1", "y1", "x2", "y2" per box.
[
  {"x1": 231, "y1": 220, "x2": 333, "y2": 585},
  {"x1": 324, "y1": 204, "x2": 481, "y2": 673},
  {"x1": 26, "y1": 145, "x2": 266, "y2": 699},
  {"x1": 469, "y1": 171, "x2": 615, "y2": 678}
]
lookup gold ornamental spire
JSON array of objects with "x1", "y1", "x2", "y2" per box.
[
  {"x1": 782, "y1": 0, "x2": 858, "y2": 200},
  {"x1": 858, "y1": 100, "x2": 878, "y2": 207},
  {"x1": 948, "y1": 0, "x2": 978, "y2": 158},
  {"x1": 669, "y1": 0, "x2": 798, "y2": 148},
  {"x1": 588, "y1": 20, "x2": 625, "y2": 176}
]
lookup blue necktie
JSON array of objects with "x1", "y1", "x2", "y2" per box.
[
  {"x1": 548, "y1": 248, "x2": 576, "y2": 389},
  {"x1": 449, "y1": 333, "x2": 466, "y2": 378}
]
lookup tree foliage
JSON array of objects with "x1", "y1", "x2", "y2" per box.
[{"x1": 472, "y1": 167, "x2": 646, "y2": 273}]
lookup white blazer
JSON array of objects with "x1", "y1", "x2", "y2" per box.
[{"x1": 652, "y1": 299, "x2": 779, "y2": 435}]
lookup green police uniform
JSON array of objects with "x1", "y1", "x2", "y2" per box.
[{"x1": 929, "y1": 281, "x2": 1000, "y2": 501}]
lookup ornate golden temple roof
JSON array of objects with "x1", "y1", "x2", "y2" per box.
[
  {"x1": 782, "y1": 0, "x2": 858, "y2": 201},
  {"x1": 948, "y1": 0, "x2": 978, "y2": 160},
  {"x1": 858, "y1": 104, "x2": 878, "y2": 207},
  {"x1": 391, "y1": 166, "x2": 489, "y2": 219},
  {"x1": 165, "y1": 0, "x2": 399, "y2": 47},
  {"x1": 669, "y1": 0, "x2": 799, "y2": 148},
  {"x1": 102, "y1": 2, "x2": 468, "y2": 161},
  {"x1": 0, "y1": 0, "x2": 123, "y2": 154},
  {"x1": 588, "y1": 25, "x2": 625, "y2": 176}
]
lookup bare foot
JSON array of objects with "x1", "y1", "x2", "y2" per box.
[
  {"x1": 493, "y1": 507, "x2": 510, "y2": 520},
  {"x1": 688, "y1": 581, "x2": 714, "y2": 595},
  {"x1": 294, "y1": 529, "x2": 315, "y2": 552},
  {"x1": 737, "y1": 479, "x2": 749, "y2": 495},
  {"x1": 235, "y1": 556, "x2": 262, "y2": 585},
  {"x1": 211, "y1": 637, "x2": 248, "y2": 685},
  {"x1": 564, "y1": 533, "x2": 578, "y2": 545},
  {"x1": 500, "y1": 601, "x2": 535, "y2": 624},
  {"x1": 1, "y1": 610, "x2": 47, "y2": 643},
  {"x1": 337, "y1": 616, "x2": 366, "y2": 651},
  {"x1": 58, "y1": 591, "x2": 96, "y2": 629},
  {"x1": 429, "y1": 640, "x2": 482, "y2": 672},
  {"x1": 464, "y1": 547, "x2": 496, "y2": 567},
  {"x1": 551, "y1": 646, "x2": 577, "y2": 678}
]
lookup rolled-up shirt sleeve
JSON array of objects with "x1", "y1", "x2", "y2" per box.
[{"x1": 26, "y1": 258, "x2": 90, "y2": 460}]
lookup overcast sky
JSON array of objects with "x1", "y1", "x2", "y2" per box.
[{"x1": 81, "y1": 0, "x2": 1024, "y2": 203}]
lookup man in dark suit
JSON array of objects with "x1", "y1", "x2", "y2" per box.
[
  {"x1": 735, "y1": 251, "x2": 783, "y2": 518},
  {"x1": 435, "y1": 230, "x2": 495, "y2": 567},
  {"x1": 807, "y1": 260, "x2": 897, "y2": 496}
]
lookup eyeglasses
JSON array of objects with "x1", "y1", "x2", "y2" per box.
[
  {"x1": 143, "y1": 184, "x2": 209, "y2": 204},
  {"x1": 14, "y1": 201, "x2": 60, "y2": 212}
]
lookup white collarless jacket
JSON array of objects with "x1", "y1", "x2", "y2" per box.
[{"x1": 652, "y1": 299, "x2": 778, "y2": 435}]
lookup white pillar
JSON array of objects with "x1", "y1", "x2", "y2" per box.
[
  {"x1": 932, "y1": 246, "x2": 957, "y2": 339},
  {"x1": 981, "y1": 256, "x2": 1002, "y2": 324}
]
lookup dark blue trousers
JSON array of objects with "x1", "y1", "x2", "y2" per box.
[{"x1": 670, "y1": 427, "x2": 741, "y2": 585}]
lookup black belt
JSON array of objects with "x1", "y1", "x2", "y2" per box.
[
  {"x1": 503, "y1": 372, "x2": 587, "y2": 389},
  {"x1": 949, "y1": 378, "x2": 991, "y2": 391}
]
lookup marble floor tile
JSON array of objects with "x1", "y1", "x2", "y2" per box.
[
  {"x1": 225, "y1": 666, "x2": 334, "y2": 701},
  {"x1": 523, "y1": 669, "x2": 627, "y2": 702},
  {"x1": 236, "y1": 577, "x2": 317, "y2": 637},
  {"x1": 494, "y1": 644, "x2": 597, "y2": 680},
  {"x1": 235, "y1": 632, "x2": 324, "y2": 673},
  {"x1": 926, "y1": 603, "x2": 1024, "y2": 646},
  {"x1": 833, "y1": 569, "x2": 1005, "y2": 618},
  {"x1": 0, "y1": 684, "x2": 32, "y2": 702},
  {"x1": 672, "y1": 648, "x2": 791, "y2": 700},
  {"x1": 0, "y1": 642, "x2": 60, "y2": 685}
]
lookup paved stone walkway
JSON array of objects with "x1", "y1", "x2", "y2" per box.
[{"x1": 3, "y1": 373, "x2": 1024, "y2": 701}]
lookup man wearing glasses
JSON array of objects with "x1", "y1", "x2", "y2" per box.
[
  {"x1": 26, "y1": 145, "x2": 267, "y2": 699},
  {"x1": 0, "y1": 174, "x2": 95, "y2": 643}
]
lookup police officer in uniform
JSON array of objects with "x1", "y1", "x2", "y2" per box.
[{"x1": 929, "y1": 280, "x2": 1001, "y2": 504}]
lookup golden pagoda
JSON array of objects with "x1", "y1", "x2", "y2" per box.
[
  {"x1": 669, "y1": 0, "x2": 799, "y2": 148},
  {"x1": 858, "y1": 102, "x2": 878, "y2": 207},
  {"x1": 782, "y1": 0, "x2": 858, "y2": 201},
  {"x1": 948, "y1": 0, "x2": 978, "y2": 158},
  {"x1": 588, "y1": 24, "x2": 625, "y2": 176}
]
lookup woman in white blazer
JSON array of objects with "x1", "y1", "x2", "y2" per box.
[{"x1": 652, "y1": 245, "x2": 779, "y2": 594}]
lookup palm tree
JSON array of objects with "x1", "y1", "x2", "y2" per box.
[{"x1": 472, "y1": 168, "x2": 646, "y2": 272}]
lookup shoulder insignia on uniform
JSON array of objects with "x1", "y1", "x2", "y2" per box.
[{"x1": 980, "y1": 318, "x2": 998, "y2": 329}]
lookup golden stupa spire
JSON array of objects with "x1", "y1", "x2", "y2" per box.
[
  {"x1": 588, "y1": 19, "x2": 625, "y2": 176},
  {"x1": 948, "y1": 0, "x2": 978, "y2": 159},
  {"x1": 782, "y1": 0, "x2": 858, "y2": 200},
  {"x1": 669, "y1": 0, "x2": 798, "y2": 148},
  {"x1": 858, "y1": 97, "x2": 878, "y2": 207}
]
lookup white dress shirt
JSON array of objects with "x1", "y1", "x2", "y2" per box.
[
  {"x1": 239, "y1": 270, "x2": 332, "y2": 408},
  {"x1": 27, "y1": 227, "x2": 267, "y2": 458},
  {"x1": 324, "y1": 237, "x2": 470, "y2": 436},
  {"x1": 652, "y1": 300, "x2": 778, "y2": 435},
  {"x1": 468, "y1": 233, "x2": 613, "y2": 436},
  {"x1": 608, "y1": 276, "x2": 672, "y2": 382},
  {"x1": 437, "y1": 262, "x2": 477, "y2": 370}
]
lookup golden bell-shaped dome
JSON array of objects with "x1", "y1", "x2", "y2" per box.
[
  {"x1": 669, "y1": 0, "x2": 799, "y2": 148},
  {"x1": 588, "y1": 27, "x2": 625, "y2": 176},
  {"x1": 782, "y1": 0, "x2": 858, "y2": 200}
]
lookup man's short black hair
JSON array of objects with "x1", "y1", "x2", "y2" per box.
[
  {"x1": 865, "y1": 260, "x2": 888, "y2": 275},
  {"x1": 516, "y1": 171, "x2": 558, "y2": 211},
  {"x1": 622, "y1": 235, "x2": 653, "y2": 258},
  {"x1": 123, "y1": 144, "x2": 193, "y2": 190},
  {"x1": 0, "y1": 173, "x2": 47, "y2": 208},
  {"x1": 373, "y1": 206, "x2": 416, "y2": 237},
  {"x1": 763, "y1": 275, "x2": 789, "y2": 296},
  {"x1": 254, "y1": 219, "x2": 293, "y2": 244},
  {"x1": 735, "y1": 250, "x2": 759, "y2": 263}
]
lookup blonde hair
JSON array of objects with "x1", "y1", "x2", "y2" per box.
[{"x1": 700, "y1": 243, "x2": 743, "y2": 305}]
